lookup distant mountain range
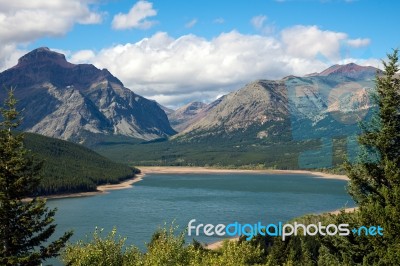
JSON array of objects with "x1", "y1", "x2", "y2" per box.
[
  {"x1": 170, "y1": 63, "x2": 379, "y2": 142},
  {"x1": 0, "y1": 47, "x2": 382, "y2": 169},
  {"x1": 117, "y1": 62, "x2": 380, "y2": 168},
  {"x1": 168, "y1": 98, "x2": 224, "y2": 132},
  {"x1": 0, "y1": 47, "x2": 175, "y2": 143}
]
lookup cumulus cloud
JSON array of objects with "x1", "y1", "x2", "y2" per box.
[
  {"x1": 112, "y1": 1, "x2": 157, "y2": 30},
  {"x1": 66, "y1": 25, "x2": 372, "y2": 107},
  {"x1": 70, "y1": 50, "x2": 96, "y2": 64},
  {"x1": 0, "y1": 44, "x2": 27, "y2": 71},
  {"x1": 0, "y1": 0, "x2": 103, "y2": 44},
  {"x1": 347, "y1": 38, "x2": 371, "y2": 48},
  {"x1": 185, "y1": 19, "x2": 198, "y2": 29},
  {"x1": 78, "y1": 12, "x2": 103, "y2": 25},
  {"x1": 0, "y1": 0, "x2": 103, "y2": 71},
  {"x1": 281, "y1": 25, "x2": 348, "y2": 60},
  {"x1": 84, "y1": 31, "x2": 289, "y2": 97}
]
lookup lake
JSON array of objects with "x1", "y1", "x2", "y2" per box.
[{"x1": 46, "y1": 172, "x2": 354, "y2": 264}]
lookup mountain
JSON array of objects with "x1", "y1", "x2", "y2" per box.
[
  {"x1": 314, "y1": 63, "x2": 380, "y2": 79},
  {"x1": 94, "y1": 63, "x2": 380, "y2": 169},
  {"x1": 0, "y1": 47, "x2": 176, "y2": 142},
  {"x1": 87, "y1": 62, "x2": 382, "y2": 169},
  {"x1": 167, "y1": 98, "x2": 226, "y2": 132},
  {"x1": 175, "y1": 63, "x2": 379, "y2": 142},
  {"x1": 177, "y1": 81, "x2": 288, "y2": 138},
  {"x1": 23, "y1": 132, "x2": 138, "y2": 196},
  {"x1": 157, "y1": 103, "x2": 175, "y2": 116}
]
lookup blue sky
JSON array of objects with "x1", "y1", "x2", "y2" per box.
[{"x1": 0, "y1": 0, "x2": 398, "y2": 107}]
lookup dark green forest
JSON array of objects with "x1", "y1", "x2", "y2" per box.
[
  {"x1": 92, "y1": 125, "x2": 350, "y2": 172},
  {"x1": 23, "y1": 132, "x2": 139, "y2": 196}
]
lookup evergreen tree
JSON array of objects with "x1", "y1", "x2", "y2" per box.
[
  {"x1": 339, "y1": 50, "x2": 400, "y2": 264},
  {"x1": 0, "y1": 89, "x2": 72, "y2": 265}
]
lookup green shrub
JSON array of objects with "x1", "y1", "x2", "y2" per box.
[{"x1": 62, "y1": 228, "x2": 142, "y2": 266}]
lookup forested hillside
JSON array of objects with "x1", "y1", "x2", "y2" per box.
[{"x1": 23, "y1": 133, "x2": 139, "y2": 195}]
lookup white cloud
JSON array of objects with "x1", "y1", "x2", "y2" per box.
[
  {"x1": 185, "y1": 19, "x2": 198, "y2": 29},
  {"x1": 0, "y1": 0, "x2": 103, "y2": 44},
  {"x1": 70, "y1": 26, "x2": 371, "y2": 107},
  {"x1": 0, "y1": 45, "x2": 27, "y2": 71},
  {"x1": 281, "y1": 25, "x2": 347, "y2": 60},
  {"x1": 0, "y1": 0, "x2": 103, "y2": 71},
  {"x1": 70, "y1": 50, "x2": 96, "y2": 64},
  {"x1": 336, "y1": 57, "x2": 381, "y2": 69},
  {"x1": 85, "y1": 31, "x2": 290, "y2": 94},
  {"x1": 112, "y1": 1, "x2": 157, "y2": 30},
  {"x1": 251, "y1": 15, "x2": 267, "y2": 30},
  {"x1": 79, "y1": 12, "x2": 104, "y2": 25},
  {"x1": 347, "y1": 38, "x2": 371, "y2": 48}
]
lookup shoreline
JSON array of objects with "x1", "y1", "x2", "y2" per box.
[
  {"x1": 36, "y1": 165, "x2": 348, "y2": 200},
  {"x1": 28, "y1": 173, "x2": 145, "y2": 201},
  {"x1": 138, "y1": 166, "x2": 349, "y2": 181}
]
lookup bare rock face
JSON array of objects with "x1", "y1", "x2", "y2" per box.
[
  {"x1": 315, "y1": 63, "x2": 381, "y2": 79},
  {"x1": 168, "y1": 102, "x2": 208, "y2": 132},
  {"x1": 176, "y1": 63, "x2": 379, "y2": 141},
  {"x1": 179, "y1": 81, "x2": 288, "y2": 136},
  {"x1": 0, "y1": 47, "x2": 176, "y2": 142}
]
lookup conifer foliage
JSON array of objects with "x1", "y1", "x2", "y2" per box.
[
  {"x1": 344, "y1": 49, "x2": 400, "y2": 264},
  {"x1": 0, "y1": 89, "x2": 72, "y2": 265}
]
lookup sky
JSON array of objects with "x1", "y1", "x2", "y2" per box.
[{"x1": 0, "y1": 0, "x2": 399, "y2": 108}]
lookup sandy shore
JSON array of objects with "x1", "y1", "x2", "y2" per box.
[
  {"x1": 24, "y1": 173, "x2": 145, "y2": 201},
  {"x1": 35, "y1": 166, "x2": 346, "y2": 200},
  {"x1": 139, "y1": 166, "x2": 349, "y2": 181},
  {"x1": 30, "y1": 165, "x2": 347, "y2": 201},
  {"x1": 97, "y1": 174, "x2": 144, "y2": 191}
]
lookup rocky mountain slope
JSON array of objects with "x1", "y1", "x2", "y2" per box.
[
  {"x1": 178, "y1": 81, "x2": 288, "y2": 138},
  {"x1": 176, "y1": 63, "x2": 380, "y2": 142},
  {"x1": 93, "y1": 63, "x2": 382, "y2": 169},
  {"x1": 167, "y1": 99, "x2": 224, "y2": 132},
  {"x1": 0, "y1": 48, "x2": 175, "y2": 142}
]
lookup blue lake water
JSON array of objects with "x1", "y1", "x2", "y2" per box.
[{"x1": 46, "y1": 173, "x2": 354, "y2": 264}]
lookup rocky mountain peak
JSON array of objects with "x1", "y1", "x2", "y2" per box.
[
  {"x1": 179, "y1": 102, "x2": 207, "y2": 115},
  {"x1": 2, "y1": 47, "x2": 124, "y2": 90},
  {"x1": 0, "y1": 47, "x2": 176, "y2": 142},
  {"x1": 16, "y1": 47, "x2": 73, "y2": 68},
  {"x1": 316, "y1": 63, "x2": 380, "y2": 79}
]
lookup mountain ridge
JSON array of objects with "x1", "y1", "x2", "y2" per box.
[
  {"x1": 0, "y1": 47, "x2": 176, "y2": 142},
  {"x1": 173, "y1": 63, "x2": 378, "y2": 150},
  {"x1": 93, "y1": 62, "x2": 381, "y2": 169}
]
